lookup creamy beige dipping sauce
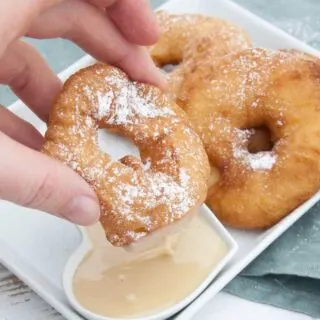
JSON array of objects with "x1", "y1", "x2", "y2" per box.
[{"x1": 73, "y1": 214, "x2": 228, "y2": 319}]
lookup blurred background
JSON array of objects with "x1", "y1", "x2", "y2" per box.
[{"x1": 0, "y1": 0, "x2": 319, "y2": 106}]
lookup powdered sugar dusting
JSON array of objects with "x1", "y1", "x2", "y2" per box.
[
  {"x1": 84, "y1": 71, "x2": 175, "y2": 126},
  {"x1": 177, "y1": 49, "x2": 304, "y2": 174},
  {"x1": 43, "y1": 64, "x2": 209, "y2": 246},
  {"x1": 234, "y1": 147, "x2": 277, "y2": 171},
  {"x1": 103, "y1": 83, "x2": 174, "y2": 126},
  {"x1": 248, "y1": 152, "x2": 277, "y2": 170},
  {"x1": 232, "y1": 128, "x2": 277, "y2": 171},
  {"x1": 97, "y1": 91, "x2": 114, "y2": 119},
  {"x1": 112, "y1": 169, "x2": 194, "y2": 227}
]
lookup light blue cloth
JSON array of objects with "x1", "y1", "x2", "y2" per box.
[
  {"x1": 1, "y1": 0, "x2": 320, "y2": 317},
  {"x1": 225, "y1": 202, "x2": 320, "y2": 318}
]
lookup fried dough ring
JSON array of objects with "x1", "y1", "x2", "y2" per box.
[
  {"x1": 178, "y1": 48, "x2": 320, "y2": 228},
  {"x1": 42, "y1": 64, "x2": 210, "y2": 246},
  {"x1": 150, "y1": 11, "x2": 251, "y2": 100}
]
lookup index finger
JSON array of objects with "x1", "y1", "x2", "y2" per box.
[
  {"x1": 92, "y1": 0, "x2": 160, "y2": 45},
  {"x1": 108, "y1": 0, "x2": 160, "y2": 45}
]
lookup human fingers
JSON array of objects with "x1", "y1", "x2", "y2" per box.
[
  {"x1": 107, "y1": 0, "x2": 159, "y2": 45},
  {"x1": 87, "y1": 0, "x2": 159, "y2": 46},
  {"x1": 0, "y1": 0, "x2": 62, "y2": 57},
  {"x1": 0, "y1": 41, "x2": 62, "y2": 122},
  {"x1": 0, "y1": 132, "x2": 100, "y2": 225},
  {"x1": 27, "y1": 0, "x2": 165, "y2": 88},
  {"x1": 0, "y1": 106, "x2": 43, "y2": 150},
  {"x1": 91, "y1": 0, "x2": 160, "y2": 45}
]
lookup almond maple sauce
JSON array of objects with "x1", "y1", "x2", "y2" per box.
[{"x1": 73, "y1": 213, "x2": 228, "y2": 319}]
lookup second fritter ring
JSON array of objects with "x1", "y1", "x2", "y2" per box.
[
  {"x1": 179, "y1": 48, "x2": 320, "y2": 228},
  {"x1": 150, "y1": 11, "x2": 251, "y2": 100}
]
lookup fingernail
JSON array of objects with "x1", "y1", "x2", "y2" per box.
[{"x1": 65, "y1": 195, "x2": 100, "y2": 226}]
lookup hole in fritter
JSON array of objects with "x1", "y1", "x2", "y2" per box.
[
  {"x1": 157, "y1": 58, "x2": 181, "y2": 74},
  {"x1": 161, "y1": 63, "x2": 179, "y2": 73},
  {"x1": 247, "y1": 126, "x2": 274, "y2": 154},
  {"x1": 98, "y1": 129, "x2": 140, "y2": 161}
]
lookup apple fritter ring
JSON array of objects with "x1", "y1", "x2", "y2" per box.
[
  {"x1": 42, "y1": 64, "x2": 210, "y2": 246},
  {"x1": 180, "y1": 48, "x2": 320, "y2": 228},
  {"x1": 150, "y1": 11, "x2": 251, "y2": 100}
]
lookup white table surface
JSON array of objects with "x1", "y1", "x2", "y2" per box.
[{"x1": 0, "y1": 263, "x2": 314, "y2": 320}]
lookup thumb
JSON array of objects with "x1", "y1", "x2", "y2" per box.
[{"x1": 0, "y1": 132, "x2": 100, "y2": 225}]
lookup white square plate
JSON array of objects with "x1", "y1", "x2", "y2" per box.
[{"x1": 1, "y1": 0, "x2": 320, "y2": 319}]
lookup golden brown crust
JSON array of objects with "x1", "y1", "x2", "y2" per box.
[
  {"x1": 42, "y1": 64, "x2": 210, "y2": 246},
  {"x1": 149, "y1": 11, "x2": 252, "y2": 100},
  {"x1": 176, "y1": 48, "x2": 320, "y2": 228}
]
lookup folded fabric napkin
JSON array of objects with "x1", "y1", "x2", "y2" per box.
[{"x1": 224, "y1": 202, "x2": 320, "y2": 318}]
